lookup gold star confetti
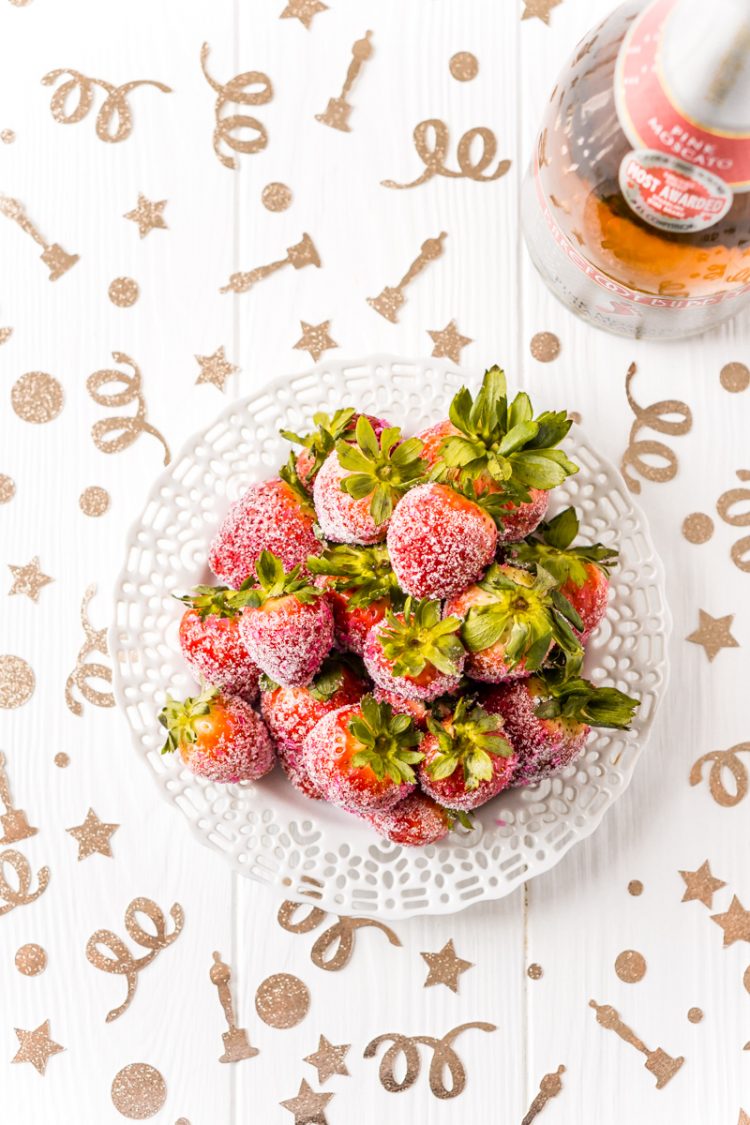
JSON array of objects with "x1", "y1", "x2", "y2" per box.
[
  {"x1": 686, "y1": 610, "x2": 739, "y2": 662},
  {"x1": 521, "y1": 0, "x2": 561, "y2": 24},
  {"x1": 680, "y1": 861, "x2": 726, "y2": 908},
  {"x1": 11, "y1": 1021, "x2": 64, "y2": 1075},
  {"x1": 293, "y1": 321, "x2": 338, "y2": 363},
  {"x1": 194, "y1": 346, "x2": 239, "y2": 392},
  {"x1": 304, "y1": 1035, "x2": 350, "y2": 1084},
  {"x1": 427, "y1": 320, "x2": 473, "y2": 365},
  {"x1": 8, "y1": 557, "x2": 54, "y2": 602},
  {"x1": 124, "y1": 194, "x2": 167, "y2": 239},
  {"x1": 280, "y1": 1079, "x2": 333, "y2": 1124},
  {"x1": 256, "y1": 973, "x2": 310, "y2": 1028},
  {"x1": 280, "y1": 0, "x2": 328, "y2": 29},
  {"x1": 66, "y1": 807, "x2": 119, "y2": 860},
  {"x1": 420, "y1": 939, "x2": 473, "y2": 993},
  {"x1": 0, "y1": 654, "x2": 35, "y2": 708},
  {"x1": 712, "y1": 895, "x2": 750, "y2": 947},
  {"x1": 111, "y1": 1063, "x2": 167, "y2": 1119}
]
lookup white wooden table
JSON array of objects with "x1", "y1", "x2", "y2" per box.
[{"x1": 1, "y1": 1, "x2": 749, "y2": 1122}]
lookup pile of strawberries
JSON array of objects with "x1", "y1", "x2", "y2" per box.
[{"x1": 160, "y1": 367, "x2": 639, "y2": 847}]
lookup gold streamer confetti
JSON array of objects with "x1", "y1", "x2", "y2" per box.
[
  {"x1": 367, "y1": 232, "x2": 447, "y2": 322},
  {"x1": 0, "y1": 848, "x2": 50, "y2": 915},
  {"x1": 720, "y1": 362, "x2": 750, "y2": 393},
  {"x1": 420, "y1": 939, "x2": 473, "y2": 992},
  {"x1": 200, "y1": 44, "x2": 273, "y2": 171},
  {"x1": 382, "y1": 120, "x2": 510, "y2": 189},
  {"x1": 364, "y1": 1022, "x2": 496, "y2": 1100},
  {"x1": 589, "y1": 1001, "x2": 684, "y2": 1088},
  {"x1": 449, "y1": 52, "x2": 479, "y2": 81},
  {"x1": 686, "y1": 610, "x2": 739, "y2": 663},
  {"x1": 615, "y1": 950, "x2": 647, "y2": 983},
  {"x1": 0, "y1": 751, "x2": 38, "y2": 843},
  {"x1": 277, "y1": 893, "x2": 402, "y2": 970},
  {"x1": 111, "y1": 1063, "x2": 167, "y2": 1119},
  {"x1": 280, "y1": 1079, "x2": 333, "y2": 1125},
  {"x1": 293, "y1": 320, "x2": 338, "y2": 363},
  {"x1": 522, "y1": 1065, "x2": 566, "y2": 1124},
  {"x1": 11, "y1": 1021, "x2": 64, "y2": 1075},
  {"x1": 530, "y1": 331, "x2": 561, "y2": 362},
  {"x1": 11, "y1": 371, "x2": 64, "y2": 423},
  {"x1": 717, "y1": 470, "x2": 750, "y2": 572},
  {"x1": 210, "y1": 951, "x2": 259, "y2": 1063},
  {"x1": 0, "y1": 655, "x2": 35, "y2": 709},
  {"x1": 315, "y1": 31, "x2": 374, "y2": 132},
  {"x1": 8, "y1": 557, "x2": 53, "y2": 602},
  {"x1": 109, "y1": 277, "x2": 139, "y2": 307},
  {"x1": 255, "y1": 973, "x2": 310, "y2": 1028},
  {"x1": 620, "y1": 363, "x2": 692, "y2": 494},
  {"x1": 86, "y1": 352, "x2": 171, "y2": 464},
  {"x1": 221, "y1": 233, "x2": 321, "y2": 295},
  {"x1": 428, "y1": 320, "x2": 472, "y2": 364},
  {"x1": 65, "y1": 584, "x2": 115, "y2": 716},
  {"x1": 682, "y1": 513, "x2": 714, "y2": 544},
  {"x1": 42, "y1": 68, "x2": 172, "y2": 143},
  {"x1": 304, "y1": 1036, "x2": 350, "y2": 1084},
  {"x1": 0, "y1": 194, "x2": 78, "y2": 279},
  {"x1": 690, "y1": 745, "x2": 750, "y2": 807},
  {"x1": 15, "y1": 942, "x2": 47, "y2": 976},
  {"x1": 66, "y1": 807, "x2": 119, "y2": 860},
  {"x1": 79, "y1": 486, "x2": 110, "y2": 517},
  {"x1": 262, "y1": 182, "x2": 293, "y2": 212}
]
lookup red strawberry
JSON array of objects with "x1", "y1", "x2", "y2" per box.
[
  {"x1": 366, "y1": 791, "x2": 451, "y2": 846},
  {"x1": 415, "y1": 418, "x2": 460, "y2": 470},
  {"x1": 177, "y1": 585, "x2": 260, "y2": 700},
  {"x1": 417, "y1": 697, "x2": 516, "y2": 811},
  {"x1": 312, "y1": 416, "x2": 425, "y2": 545},
  {"x1": 495, "y1": 488, "x2": 549, "y2": 544},
  {"x1": 238, "y1": 552, "x2": 334, "y2": 687},
  {"x1": 303, "y1": 695, "x2": 423, "y2": 814},
  {"x1": 308, "y1": 542, "x2": 401, "y2": 655},
  {"x1": 158, "y1": 686, "x2": 275, "y2": 783},
  {"x1": 372, "y1": 686, "x2": 430, "y2": 729},
  {"x1": 363, "y1": 598, "x2": 466, "y2": 702},
  {"x1": 209, "y1": 458, "x2": 321, "y2": 589},
  {"x1": 387, "y1": 482, "x2": 497, "y2": 600},
  {"x1": 281, "y1": 409, "x2": 392, "y2": 491}
]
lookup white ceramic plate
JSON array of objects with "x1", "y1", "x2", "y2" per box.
[{"x1": 110, "y1": 356, "x2": 671, "y2": 920}]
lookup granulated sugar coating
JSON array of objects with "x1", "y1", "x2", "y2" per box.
[
  {"x1": 296, "y1": 412, "x2": 391, "y2": 491},
  {"x1": 372, "y1": 686, "x2": 430, "y2": 728},
  {"x1": 325, "y1": 587, "x2": 390, "y2": 655},
  {"x1": 274, "y1": 738, "x2": 324, "y2": 800},
  {"x1": 560, "y1": 565, "x2": 609, "y2": 641},
  {"x1": 363, "y1": 618, "x2": 465, "y2": 701},
  {"x1": 179, "y1": 609, "x2": 261, "y2": 700},
  {"x1": 418, "y1": 728, "x2": 517, "y2": 811},
  {"x1": 368, "y1": 791, "x2": 451, "y2": 846},
  {"x1": 179, "y1": 697, "x2": 276, "y2": 784},
  {"x1": 387, "y1": 483, "x2": 496, "y2": 599},
  {"x1": 209, "y1": 479, "x2": 321, "y2": 588},
  {"x1": 496, "y1": 488, "x2": 549, "y2": 544},
  {"x1": 240, "y1": 597, "x2": 334, "y2": 687},
  {"x1": 313, "y1": 452, "x2": 387, "y2": 545},
  {"x1": 482, "y1": 680, "x2": 589, "y2": 786},
  {"x1": 260, "y1": 666, "x2": 365, "y2": 753}
]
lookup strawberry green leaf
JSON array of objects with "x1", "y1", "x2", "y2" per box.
[
  {"x1": 379, "y1": 599, "x2": 465, "y2": 679},
  {"x1": 335, "y1": 418, "x2": 426, "y2": 526},
  {"x1": 533, "y1": 673, "x2": 639, "y2": 729},
  {"x1": 279, "y1": 407, "x2": 356, "y2": 481},
  {"x1": 307, "y1": 543, "x2": 401, "y2": 609},
  {"x1": 346, "y1": 694, "x2": 423, "y2": 783},
  {"x1": 425, "y1": 698, "x2": 513, "y2": 789}
]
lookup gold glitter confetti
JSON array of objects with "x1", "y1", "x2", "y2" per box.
[
  {"x1": 687, "y1": 1008, "x2": 703, "y2": 1024},
  {"x1": 280, "y1": 0, "x2": 328, "y2": 28},
  {"x1": 111, "y1": 1063, "x2": 167, "y2": 1119},
  {"x1": 449, "y1": 52, "x2": 479, "y2": 81},
  {"x1": 293, "y1": 320, "x2": 338, "y2": 363},
  {"x1": 0, "y1": 128, "x2": 15, "y2": 142},
  {"x1": 278, "y1": 896, "x2": 401, "y2": 970},
  {"x1": 66, "y1": 807, "x2": 118, "y2": 861},
  {"x1": 428, "y1": 320, "x2": 472, "y2": 364},
  {"x1": 0, "y1": 194, "x2": 78, "y2": 279},
  {"x1": 8, "y1": 557, "x2": 53, "y2": 602},
  {"x1": 686, "y1": 610, "x2": 739, "y2": 663},
  {"x1": 527, "y1": 963, "x2": 544, "y2": 980},
  {"x1": 0, "y1": 326, "x2": 12, "y2": 344},
  {"x1": 690, "y1": 744, "x2": 750, "y2": 807},
  {"x1": 109, "y1": 276, "x2": 139, "y2": 307},
  {"x1": 364, "y1": 1022, "x2": 497, "y2": 1100},
  {"x1": 680, "y1": 861, "x2": 727, "y2": 908},
  {"x1": 87, "y1": 898, "x2": 184, "y2": 1022},
  {"x1": 210, "y1": 951, "x2": 259, "y2": 1063},
  {"x1": 368, "y1": 232, "x2": 447, "y2": 322},
  {"x1": 530, "y1": 331, "x2": 561, "y2": 362},
  {"x1": 65, "y1": 584, "x2": 115, "y2": 716},
  {"x1": 0, "y1": 848, "x2": 50, "y2": 915},
  {"x1": 15, "y1": 943, "x2": 47, "y2": 976},
  {"x1": 0, "y1": 655, "x2": 35, "y2": 709},
  {"x1": 628, "y1": 880, "x2": 644, "y2": 896},
  {"x1": 615, "y1": 950, "x2": 647, "y2": 983},
  {"x1": 87, "y1": 353, "x2": 170, "y2": 464},
  {"x1": 522, "y1": 0, "x2": 562, "y2": 24},
  {"x1": 124, "y1": 194, "x2": 167, "y2": 239},
  {"x1": 316, "y1": 31, "x2": 374, "y2": 132},
  {"x1": 720, "y1": 362, "x2": 750, "y2": 393},
  {"x1": 382, "y1": 121, "x2": 510, "y2": 189},
  {"x1": 255, "y1": 973, "x2": 310, "y2": 1028},
  {"x1": 589, "y1": 1001, "x2": 684, "y2": 1088},
  {"x1": 304, "y1": 1035, "x2": 350, "y2": 1084},
  {"x1": 421, "y1": 940, "x2": 473, "y2": 993},
  {"x1": 712, "y1": 896, "x2": 750, "y2": 947},
  {"x1": 200, "y1": 44, "x2": 273, "y2": 171},
  {"x1": 682, "y1": 513, "x2": 714, "y2": 544},
  {"x1": 194, "y1": 346, "x2": 239, "y2": 392},
  {"x1": 79, "y1": 486, "x2": 110, "y2": 517},
  {"x1": 280, "y1": 1079, "x2": 333, "y2": 1125},
  {"x1": 716, "y1": 470, "x2": 750, "y2": 572},
  {"x1": 739, "y1": 1112, "x2": 750, "y2": 1125},
  {"x1": 222, "y1": 233, "x2": 320, "y2": 295},
  {"x1": 42, "y1": 68, "x2": 172, "y2": 144},
  {"x1": 522, "y1": 1065, "x2": 565, "y2": 1124},
  {"x1": 54, "y1": 752, "x2": 70, "y2": 768},
  {"x1": 262, "y1": 182, "x2": 293, "y2": 212},
  {"x1": 0, "y1": 751, "x2": 37, "y2": 844},
  {"x1": 620, "y1": 363, "x2": 692, "y2": 494},
  {"x1": 0, "y1": 475, "x2": 16, "y2": 503},
  {"x1": 11, "y1": 1020, "x2": 64, "y2": 1075},
  {"x1": 11, "y1": 371, "x2": 64, "y2": 424}
]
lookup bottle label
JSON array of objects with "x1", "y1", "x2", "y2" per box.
[{"x1": 618, "y1": 149, "x2": 733, "y2": 232}]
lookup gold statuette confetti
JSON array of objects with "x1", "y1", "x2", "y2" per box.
[
  {"x1": 8, "y1": 557, "x2": 53, "y2": 602},
  {"x1": 304, "y1": 1035, "x2": 350, "y2": 1084},
  {"x1": 262, "y1": 182, "x2": 293, "y2": 212},
  {"x1": 66, "y1": 807, "x2": 118, "y2": 861},
  {"x1": 278, "y1": 892, "x2": 402, "y2": 970},
  {"x1": 690, "y1": 744, "x2": 750, "y2": 807},
  {"x1": 195, "y1": 346, "x2": 239, "y2": 392},
  {"x1": 686, "y1": 610, "x2": 739, "y2": 663},
  {"x1": 420, "y1": 939, "x2": 473, "y2": 993},
  {"x1": 87, "y1": 897, "x2": 185, "y2": 1022},
  {"x1": 449, "y1": 52, "x2": 479, "y2": 81},
  {"x1": 87, "y1": 353, "x2": 170, "y2": 464},
  {"x1": 364, "y1": 1022, "x2": 496, "y2": 1100},
  {"x1": 615, "y1": 950, "x2": 647, "y2": 983},
  {"x1": 280, "y1": 1079, "x2": 333, "y2": 1125},
  {"x1": 11, "y1": 371, "x2": 64, "y2": 424},
  {"x1": 717, "y1": 470, "x2": 750, "y2": 572},
  {"x1": 15, "y1": 942, "x2": 47, "y2": 976},
  {"x1": 522, "y1": 0, "x2": 562, "y2": 24},
  {"x1": 720, "y1": 362, "x2": 750, "y2": 393},
  {"x1": 255, "y1": 973, "x2": 310, "y2": 1029},
  {"x1": 79, "y1": 486, "x2": 110, "y2": 517},
  {"x1": 111, "y1": 1063, "x2": 167, "y2": 1119},
  {"x1": 682, "y1": 512, "x2": 714, "y2": 544},
  {"x1": 293, "y1": 320, "x2": 338, "y2": 363},
  {"x1": 124, "y1": 194, "x2": 167, "y2": 239},
  {"x1": 11, "y1": 1020, "x2": 64, "y2": 1075},
  {"x1": 280, "y1": 0, "x2": 328, "y2": 28},
  {"x1": 210, "y1": 951, "x2": 259, "y2": 1063},
  {"x1": 680, "y1": 861, "x2": 727, "y2": 908},
  {"x1": 368, "y1": 232, "x2": 447, "y2": 322},
  {"x1": 0, "y1": 195, "x2": 78, "y2": 280},
  {"x1": 428, "y1": 319, "x2": 472, "y2": 364},
  {"x1": 0, "y1": 848, "x2": 50, "y2": 915},
  {"x1": 620, "y1": 362, "x2": 692, "y2": 493},
  {"x1": 383, "y1": 120, "x2": 510, "y2": 189},
  {"x1": 109, "y1": 276, "x2": 139, "y2": 307},
  {"x1": 42, "y1": 68, "x2": 171, "y2": 143},
  {"x1": 0, "y1": 750, "x2": 38, "y2": 843},
  {"x1": 0, "y1": 654, "x2": 35, "y2": 709},
  {"x1": 0, "y1": 475, "x2": 16, "y2": 504},
  {"x1": 522, "y1": 1065, "x2": 565, "y2": 1124},
  {"x1": 65, "y1": 584, "x2": 115, "y2": 716},
  {"x1": 589, "y1": 1001, "x2": 684, "y2": 1088},
  {"x1": 221, "y1": 233, "x2": 321, "y2": 295},
  {"x1": 200, "y1": 44, "x2": 273, "y2": 171},
  {"x1": 711, "y1": 896, "x2": 750, "y2": 947},
  {"x1": 530, "y1": 331, "x2": 561, "y2": 362},
  {"x1": 316, "y1": 31, "x2": 374, "y2": 132}
]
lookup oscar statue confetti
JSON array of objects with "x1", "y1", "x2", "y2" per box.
[
  {"x1": 210, "y1": 951, "x2": 259, "y2": 1063},
  {"x1": 315, "y1": 31, "x2": 374, "y2": 132},
  {"x1": 589, "y1": 1000, "x2": 684, "y2": 1089},
  {"x1": 0, "y1": 751, "x2": 38, "y2": 844},
  {"x1": 367, "y1": 232, "x2": 447, "y2": 322},
  {"x1": 0, "y1": 195, "x2": 78, "y2": 280},
  {"x1": 220, "y1": 233, "x2": 321, "y2": 295}
]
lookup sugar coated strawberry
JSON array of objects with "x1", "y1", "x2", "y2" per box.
[
  {"x1": 238, "y1": 552, "x2": 334, "y2": 687},
  {"x1": 209, "y1": 459, "x2": 320, "y2": 589},
  {"x1": 415, "y1": 418, "x2": 460, "y2": 470},
  {"x1": 158, "y1": 686, "x2": 275, "y2": 783},
  {"x1": 417, "y1": 697, "x2": 516, "y2": 810},
  {"x1": 446, "y1": 562, "x2": 583, "y2": 683},
  {"x1": 281, "y1": 409, "x2": 392, "y2": 491},
  {"x1": 366, "y1": 791, "x2": 451, "y2": 846},
  {"x1": 372, "y1": 686, "x2": 430, "y2": 728},
  {"x1": 363, "y1": 598, "x2": 466, "y2": 702},
  {"x1": 387, "y1": 482, "x2": 497, "y2": 599},
  {"x1": 496, "y1": 488, "x2": 549, "y2": 544},
  {"x1": 308, "y1": 542, "x2": 401, "y2": 655},
  {"x1": 303, "y1": 695, "x2": 423, "y2": 813},
  {"x1": 177, "y1": 585, "x2": 261, "y2": 700},
  {"x1": 313, "y1": 416, "x2": 425, "y2": 545}
]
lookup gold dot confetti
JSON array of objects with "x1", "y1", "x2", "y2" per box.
[
  {"x1": 280, "y1": 0, "x2": 329, "y2": 28},
  {"x1": 111, "y1": 1063, "x2": 167, "y2": 1119},
  {"x1": 304, "y1": 1035, "x2": 350, "y2": 1084},
  {"x1": 11, "y1": 371, "x2": 64, "y2": 424},
  {"x1": 8, "y1": 557, "x2": 53, "y2": 602},
  {"x1": 108, "y1": 276, "x2": 139, "y2": 307},
  {"x1": 690, "y1": 744, "x2": 750, "y2": 807},
  {"x1": 449, "y1": 51, "x2": 479, "y2": 81},
  {"x1": 711, "y1": 896, "x2": 750, "y2": 947},
  {"x1": 687, "y1": 1008, "x2": 703, "y2": 1024},
  {"x1": 262, "y1": 182, "x2": 293, "y2": 212},
  {"x1": 0, "y1": 749, "x2": 38, "y2": 843},
  {"x1": 527, "y1": 963, "x2": 544, "y2": 980},
  {"x1": 42, "y1": 69, "x2": 172, "y2": 144},
  {"x1": 293, "y1": 320, "x2": 339, "y2": 363},
  {"x1": 530, "y1": 331, "x2": 561, "y2": 362},
  {"x1": 194, "y1": 346, "x2": 239, "y2": 392},
  {"x1": 364, "y1": 1022, "x2": 497, "y2": 1100},
  {"x1": 0, "y1": 194, "x2": 79, "y2": 280},
  {"x1": 315, "y1": 30, "x2": 374, "y2": 132},
  {"x1": 521, "y1": 0, "x2": 562, "y2": 24},
  {"x1": 0, "y1": 475, "x2": 15, "y2": 504},
  {"x1": 124, "y1": 194, "x2": 167, "y2": 239},
  {"x1": 615, "y1": 950, "x2": 647, "y2": 984},
  {"x1": 686, "y1": 610, "x2": 739, "y2": 663},
  {"x1": 428, "y1": 320, "x2": 473, "y2": 365},
  {"x1": 420, "y1": 939, "x2": 473, "y2": 993},
  {"x1": 221, "y1": 233, "x2": 320, "y2": 295},
  {"x1": 589, "y1": 1001, "x2": 684, "y2": 1089},
  {"x1": 0, "y1": 849, "x2": 50, "y2": 915},
  {"x1": 200, "y1": 44, "x2": 273, "y2": 171},
  {"x1": 522, "y1": 1065, "x2": 566, "y2": 1124},
  {"x1": 210, "y1": 951, "x2": 259, "y2": 1063},
  {"x1": 255, "y1": 973, "x2": 310, "y2": 1029},
  {"x1": 680, "y1": 861, "x2": 727, "y2": 908},
  {"x1": 280, "y1": 1079, "x2": 333, "y2": 1125},
  {"x1": 66, "y1": 807, "x2": 119, "y2": 860},
  {"x1": 54, "y1": 752, "x2": 70, "y2": 768},
  {"x1": 11, "y1": 1020, "x2": 64, "y2": 1075},
  {"x1": 0, "y1": 326, "x2": 13, "y2": 345},
  {"x1": 628, "y1": 880, "x2": 644, "y2": 896},
  {"x1": 367, "y1": 232, "x2": 447, "y2": 322},
  {"x1": 682, "y1": 513, "x2": 714, "y2": 544},
  {"x1": 65, "y1": 583, "x2": 115, "y2": 716},
  {"x1": 87, "y1": 353, "x2": 170, "y2": 465},
  {"x1": 15, "y1": 943, "x2": 47, "y2": 976},
  {"x1": 0, "y1": 655, "x2": 35, "y2": 709},
  {"x1": 79, "y1": 486, "x2": 110, "y2": 517},
  {"x1": 0, "y1": 128, "x2": 15, "y2": 143},
  {"x1": 720, "y1": 362, "x2": 750, "y2": 394},
  {"x1": 620, "y1": 362, "x2": 692, "y2": 494},
  {"x1": 382, "y1": 120, "x2": 511, "y2": 190}
]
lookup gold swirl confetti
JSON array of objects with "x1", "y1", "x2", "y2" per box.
[
  {"x1": 210, "y1": 951, "x2": 259, "y2": 1063},
  {"x1": 255, "y1": 973, "x2": 310, "y2": 1028},
  {"x1": 449, "y1": 52, "x2": 479, "y2": 81},
  {"x1": 315, "y1": 31, "x2": 374, "y2": 132},
  {"x1": 615, "y1": 950, "x2": 647, "y2": 983},
  {"x1": 522, "y1": 0, "x2": 562, "y2": 24},
  {"x1": 86, "y1": 352, "x2": 170, "y2": 464},
  {"x1": 66, "y1": 807, "x2": 118, "y2": 861},
  {"x1": 0, "y1": 475, "x2": 16, "y2": 504},
  {"x1": 0, "y1": 655, "x2": 35, "y2": 709},
  {"x1": 108, "y1": 276, "x2": 139, "y2": 307},
  {"x1": 717, "y1": 470, "x2": 750, "y2": 572},
  {"x1": 200, "y1": 44, "x2": 273, "y2": 171},
  {"x1": 79, "y1": 486, "x2": 110, "y2": 517},
  {"x1": 364, "y1": 1022, "x2": 496, "y2": 1100},
  {"x1": 682, "y1": 513, "x2": 714, "y2": 544},
  {"x1": 221, "y1": 233, "x2": 320, "y2": 295},
  {"x1": 11, "y1": 371, "x2": 64, "y2": 424},
  {"x1": 720, "y1": 362, "x2": 750, "y2": 393},
  {"x1": 12, "y1": 1021, "x2": 64, "y2": 1076},
  {"x1": 690, "y1": 745, "x2": 750, "y2": 807},
  {"x1": 0, "y1": 194, "x2": 79, "y2": 280},
  {"x1": 522, "y1": 1065, "x2": 566, "y2": 1124},
  {"x1": 41, "y1": 68, "x2": 172, "y2": 144},
  {"x1": 589, "y1": 1000, "x2": 684, "y2": 1088},
  {"x1": 278, "y1": 892, "x2": 402, "y2": 970},
  {"x1": 686, "y1": 610, "x2": 739, "y2": 663},
  {"x1": 293, "y1": 320, "x2": 338, "y2": 363},
  {"x1": 382, "y1": 119, "x2": 511, "y2": 189},
  {"x1": 262, "y1": 182, "x2": 293, "y2": 211},
  {"x1": 367, "y1": 232, "x2": 447, "y2": 322},
  {"x1": 65, "y1": 584, "x2": 115, "y2": 715},
  {"x1": 428, "y1": 320, "x2": 472, "y2": 364},
  {"x1": 620, "y1": 362, "x2": 692, "y2": 494},
  {"x1": 15, "y1": 943, "x2": 47, "y2": 976},
  {"x1": 530, "y1": 331, "x2": 561, "y2": 362},
  {"x1": 280, "y1": 0, "x2": 328, "y2": 28},
  {"x1": 0, "y1": 751, "x2": 38, "y2": 843},
  {"x1": 111, "y1": 1063, "x2": 167, "y2": 1119},
  {"x1": 0, "y1": 848, "x2": 50, "y2": 915}
]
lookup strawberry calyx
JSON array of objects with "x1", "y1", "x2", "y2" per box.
[
  {"x1": 509, "y1": 507, "x2": 618, "y2": 587},
  {"x1": 335, "y1": 415, "x2": 426, "y2": 526},
  {"x1": 278, "y1": 453, "x2": 316, "y2": 515},
  {"x1": 175, "y1": 584, "x2": 246, "y2": 619},
  {"x1": 425, "y1": 697, "x2": 513, "y2": 790},
  {"x1": 307, "y1": 543, "x2": 402, "y2": 609},
  {"x1": 428, "y1": 472, "x2": 508, "y2": 530},
  {"x1": 238, "y1": 550, "x2": 323, "y2": 609},
  {"x1": 158, "y1": 685, "x2": 218, "y2": 754},
  {"x1": 531, "y1": 670, "x2": 640, "y2": 729},
  {"x1": 280, "y1": 408, "x2": 357, "y2": 482},
  {"x1": 260, "y1": 654, "x2": 361, "y2": 702},
  {"x1": 348, "y1": 694, "x2": 424, "y2": 784},
  {"x1": 379, "y1": 598, "x2": 465, "y2": 678}
]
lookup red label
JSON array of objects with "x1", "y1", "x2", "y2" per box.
[{"x1": 619, "y1": 150, "x2": 733, "y2": 232}]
